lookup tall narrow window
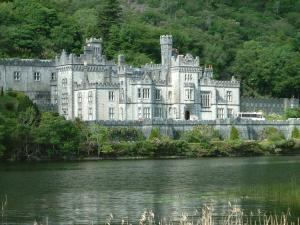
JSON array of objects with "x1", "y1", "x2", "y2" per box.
[
  {"x1": 109, "y1": 91, "x2": 115, "y2": 101},
  {"x1": 154, "y1": 107, "x2": 162, "y2": 118},
  {"x1": 185, "y1": 89, "x2": 194, "y2": 100},
  {"x1": 109, "y1": 107, "x2": 115, "y2": 120},
  {"x1": 227, "y1": 108, "x2": 233, "y2": 118},
  {"x1": 217, "y1": 108, "x2": 224, "y2": 119},
  {"x1": 78, "y1": 92, "x2": 82, "y2": 103},
  {"x1": 226, "y1": 91, "x2": 232, "y2": 102},
  {"x1": 88, "y1": 107, "x2": 93, "y2": 120},
  {"x1": 120, "y1": 88, "x2": 124, "y2": 100},
  {"x1": 51, "y1": 72, "x2": 56, "y2": 81},
  {"x1": 137, "y1": 88, "x2": 142, "y2": 99},
  {"x1": 62, "y1": 78, "x2": 67, "y2": 87},
  {"x1": 155, "y1": 89, "x2": 161, "y2": 100},
  {"x1": 13, "y1": 71, "x2": 21, "y2": 81},
  {"x1": 88, "y1": 91, "x2": 93, "y2": 102},
  {"x1": 201, "y1": 92, "x2": 211, "y2": 108},
  {"x1": 138, "y1": 107, "x2": 142, "y2": 119},
  {"x1": 143, "y1": 88, "x2": 150, "y2": 99},
  {"x1": 143, "y1": 107, "x2": 150, "y2": 119},
  {"x1": 34, "y1": 72, "x2": 41, "y2": 81}
]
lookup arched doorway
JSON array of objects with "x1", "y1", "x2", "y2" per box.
[{"x1": 185, "y1": 111, "x2": 190, "y2": 120}]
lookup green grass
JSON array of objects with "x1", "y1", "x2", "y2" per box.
[{"x1": 234, "y1": 179, "x2": 300, "y2": 209}]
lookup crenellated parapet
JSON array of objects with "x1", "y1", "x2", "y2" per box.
[
  {"x1": 143, "y1": 63, "x2": 162, "y2": 70},
  {"x1": 0, "y1": 58, "x2": 55, "y2": 67},
  {"x1": 171, "y1": 54, "x2": 200, "y2": 67},
  {"x1": 56, "y1": 64, "x2": 117, "y2": 73},
  {"x1": 160, "y1": 35, "x2": 173, "y2": 45},
  {"x1": 203, "y1": 65, "x2": 213, "y2": 78},
  {"x1": 200, "y1": 77, "x2": 240, "y2": 87},
  {"x1": 178, "y1": 66, "x2": 202, "y2": 73},
  {"x1": 74, "y1": 81, "x2": 120, "y2": 90}
]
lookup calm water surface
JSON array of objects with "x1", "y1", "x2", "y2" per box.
[{"x1": 0, "y1": 156, "x2": 300, "y2": 224}]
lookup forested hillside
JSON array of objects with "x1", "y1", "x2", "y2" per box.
[{"x1": 0, "y1": 0, "x2": 300, "y2": 98}]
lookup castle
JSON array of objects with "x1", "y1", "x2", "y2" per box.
[{"x1": 1, "y1": 35, "x2": 242, "y2": 121}]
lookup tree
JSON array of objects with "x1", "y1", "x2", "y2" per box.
[
  {"x1": 34, "y1": 112, "x2": 81, "y2": 159},
  {"x1": 230, "y1": 126, "x2": 240, "y2": 141},
  {"x1": 291, "y1": 127, "x2": 300, "y2": 139},
  {"x1": 97, "y1": 0, "x2": 122, "y2": 40}
]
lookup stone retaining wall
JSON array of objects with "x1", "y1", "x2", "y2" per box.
[{"x1": 89, "y1": 119, "x2": 300, "y2": 140}]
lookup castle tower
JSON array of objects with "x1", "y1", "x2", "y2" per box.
[
  {"x1": 84, "y1": 38, "x2": 103, "y2": 56},
  {"x1": 160, "y1": 35, "x2": 173, "y2": 67}
]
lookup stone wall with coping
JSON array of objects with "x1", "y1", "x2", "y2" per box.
[{"x1": 89, "y1": 119, "x2": 300, "y2": 140}]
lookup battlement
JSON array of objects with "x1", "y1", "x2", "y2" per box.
[
  {"x1": 160, "y1": 35, "x2": 173, "y2": 45},
  {"x1": 203, "y1": 65, "x2": 213, "y2": 78},
  {"x1": 143, "y1": 63, "x2": 162, "y2": 70},
  {"x1": 200, "y1": 78, "x2": 240, "y2": 87},
  {"x1": 74, "y1": 81, "x2": 120, "y2": 90},
  {"x1": 86, "y1": 37, "x2": 103, "y2": 44},
  {"x1": 0, "y1": 58, "x2": 55, "y2": 67},
  {"x1": 172, "y1": 54, "x2": 200, "y2": 67}
]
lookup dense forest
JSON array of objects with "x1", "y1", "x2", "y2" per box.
[{"x1": 0, "y1": 0, "x2": 300, "y2": 98}]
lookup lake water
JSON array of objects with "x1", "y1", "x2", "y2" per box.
[{"x1": 0, "y1": 156, "x2": 300, "y2": 225}]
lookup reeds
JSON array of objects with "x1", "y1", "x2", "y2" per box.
[{"x1": 0, "y1": 201, "x2": 294, "y2": 225}]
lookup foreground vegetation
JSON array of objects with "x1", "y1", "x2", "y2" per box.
[
  {"x1": 1, "y1": 91, "x2": 300, "y2": 161},
  {"x1": 28, "y1": 206, "x2": 300, "y2": 225},
  {"x1": 1, "y1": 0, "x2": 300, "y2": 98}
]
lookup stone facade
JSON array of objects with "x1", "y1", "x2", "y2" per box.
[
  {"x1": 60, "y1": 35, "x2": 241, "y2": 121},
  {"x1": 0, "y1": 58, "x2": 56, "y2": 109},
  {"x1": 0, "y1": 35, "x2": 241, "y2": 120},
  {"x1": 90, "y1": 118, "x2": 300, "y2": 140},
  {"x1": 240, "y1": 97, "x2": 299, "y2": 114}
]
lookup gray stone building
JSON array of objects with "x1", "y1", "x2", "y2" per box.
[
  {"x1": 240, "y1": 97, "x2": 299, "y2": 114},
  {"x1": 0, "y1": 35, "x2": 241, "y2": 121}
]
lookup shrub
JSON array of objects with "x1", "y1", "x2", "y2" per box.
[
  {"x1": 291, "y1": 127, "x2": 300, "y2": 139},
  {"x1": 231, "y1": 141, "x2": 265, "y2": 156},
  {"x1": 5, "y1": 102, "x2": 15, "y2": 111},
  {"x1": 261, "y1": 127, "x2": 285, "y2": 142},
  {"x1": 6, "y1": 91, "x2": 17, "y2": 98},
  {"x1": 108, "y1": 127, "x2": 145, "y2": 142},
  {"x1": 230, "y1": 126, "x2": 240, "y2": 140},
  {"x1": 148, "y1": 127, "x2": 160, "y2": 140},
  {"x1": 180, "y1": 125, "x2": 221, "y2": 143}
]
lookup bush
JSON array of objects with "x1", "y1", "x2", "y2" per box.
[
  {"x1": 231, "y1": 141, "x2": 266, "y2": 156},
  {"x1": 5, "y1": 102, "x2": 15, "y2": 111},
  {"x1": 6, "y1": 91, "x2": 18, "y2": 98},
  {"x1": 291, "y1": 127, "x2": 300, "y2": 139},
  {"x1": 261, "y1": 127, "x2": 285, "y2": 142},
  {"x1": 180, "y1": 125, "x2": 221, "y2": 143},
  {"x1": 230, "y1": 126, "x2": 240, "y2": 140},
  {"x1": 149, "y1": 127, "x2": 160, "y2": 140},
  {"x1": 108, "y1": 127, "x2": 145, "y2": 142}
]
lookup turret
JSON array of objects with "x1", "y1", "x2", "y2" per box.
[
  {"x1": 84, "y1": 38, "x2": 103, "y2": 56},
  {"x1": 160, "y1": 35, "x2": 173, "y2": 67}
]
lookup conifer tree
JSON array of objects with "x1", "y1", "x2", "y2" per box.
[{"x1": 97, "y1": 0, "x2": 122, "y2": 40}]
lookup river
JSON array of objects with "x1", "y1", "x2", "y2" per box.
[{"x1": 0, "y1": 156, "x2": 300, "y2": 224}]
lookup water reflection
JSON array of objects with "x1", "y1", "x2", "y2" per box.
[{"x1": 0, "y1": 156, "x2": 299, "y2": 225}]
